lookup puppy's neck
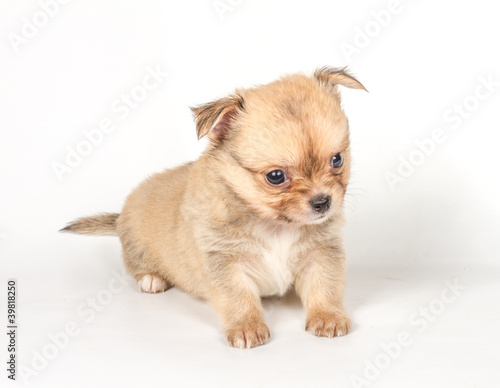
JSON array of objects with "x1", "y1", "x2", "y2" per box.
[{"x1": 260, "y1": 219, "x2": 300, "y2": 236}]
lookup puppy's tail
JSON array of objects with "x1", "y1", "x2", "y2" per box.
[{"x1": 60, "y1": 213, "x2": 119, "y2": 236}]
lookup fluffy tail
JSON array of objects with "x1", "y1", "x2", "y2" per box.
[{"x1": 60, "y1": 213, "x2": 119, "y2": 236}]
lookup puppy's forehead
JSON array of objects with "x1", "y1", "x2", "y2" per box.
[{"x1": 234, "y1": 74, "x2": 349, "y2": 167}]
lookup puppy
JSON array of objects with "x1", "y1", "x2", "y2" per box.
[{"x1": 62, "y1": 67, "x2": 366, "y2": 348}]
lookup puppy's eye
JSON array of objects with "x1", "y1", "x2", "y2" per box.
[
  {"x1": 331, "y1": 152, "x2": 343, "y2": 168},
  {"x1": 266, "y1": 170, "x2": 287, "y2": 185}
]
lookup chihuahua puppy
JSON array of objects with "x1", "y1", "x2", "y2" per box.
[{"x1": 62, "y1": 67, "x2": 366, "y2": 348}]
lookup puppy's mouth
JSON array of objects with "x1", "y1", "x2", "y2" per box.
[
  {"x1": 279, "y1": 209, "x2": 332, "y2": 226},
  {"x1": 306, "y1": 211, "x2": 332, "y2": 225}
]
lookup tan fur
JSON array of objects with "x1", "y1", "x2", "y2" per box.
[
  {"x1": 62, "y1": 67, "x2": 366, "y2": 348},
  {"x1": 60, "y1": 213, "x2": 119, "y2": 236}
]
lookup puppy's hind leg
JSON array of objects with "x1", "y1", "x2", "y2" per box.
[
  {"x1": 136, "y1": 273, "x2": 172, "y2": 293},
  {"x1": 120, "y1": 238, "x2": 172, "y2": 294}
]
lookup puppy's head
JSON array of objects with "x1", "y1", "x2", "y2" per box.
[{"x1": 191, "y1": 67, "x2": 366, "y2": 226}]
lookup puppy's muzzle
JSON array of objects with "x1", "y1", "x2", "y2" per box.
[{"x1": 310, "y1": 195, "x2": 331, "y2": 214}]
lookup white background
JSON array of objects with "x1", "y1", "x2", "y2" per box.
[{"x1": 1, "y1": 0, "x2": 500, "y2": 387}]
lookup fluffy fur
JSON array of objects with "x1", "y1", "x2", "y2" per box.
[{"x1": 61, "y1": 67, "x2": 366, "y2": 348}]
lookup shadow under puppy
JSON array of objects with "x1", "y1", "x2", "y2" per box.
[{"x1": 62, "y1": 67, "x2": 367, "y2": 348}]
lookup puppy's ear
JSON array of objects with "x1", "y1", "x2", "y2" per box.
[
  {"x1": 314, "y1": 66, "x2": 368, "y2": 92},
  {"x1": 190, "y1": 95, "x2": 244, "y2": 141}
]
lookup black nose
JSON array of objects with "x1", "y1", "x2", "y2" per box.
[{"x1": 310, "y1": 195, "x2": 331, "y2": 213}]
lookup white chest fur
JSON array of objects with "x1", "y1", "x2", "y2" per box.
[{"x1": 251, "y1": 225, "x2": 300, "y2": 297}]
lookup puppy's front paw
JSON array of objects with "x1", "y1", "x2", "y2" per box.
[
  {"x1": 137, "y1": 274, "x2": 170, "y2": 293},
  {"x1": 226, "y1": 323, "x2": 270, "y2": 349},
  {"x1": 306, "y1": 311, "x2": 351, "y2": 338}
]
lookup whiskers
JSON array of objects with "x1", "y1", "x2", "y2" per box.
[{"x1": 343, "y1": 183, "x2": 368, "y2": 213}]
